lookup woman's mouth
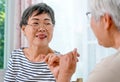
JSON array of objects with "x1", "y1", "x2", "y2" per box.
[{"x1": 36, "y1": 34, "x2": 47, "y2": 39}]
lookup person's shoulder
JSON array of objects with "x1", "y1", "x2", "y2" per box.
[
  {"x1": 12, "y1": 48, "x2": 23, "y2": 53},
  {"x1": 93, "y1": 50, "x2": 120, "y2": 70},
  {"x1": 101, "y1": 50, "x2": 120, "y2": 65},
  {"x1": 10, "y1": 47, "x2": 24, "y2": 58},
  {"x1": 87, "y1": 51, "x2": 120, "y2": 82},
  {"x1": 91, "y1": 51, "x2": 120, "y2": 71}
]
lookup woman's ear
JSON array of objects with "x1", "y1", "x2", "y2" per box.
[
  {"x1": 21, "y1": 25, "x2": 26, "y2": 35},
  {"x1": 102, "y1": 13, "x2": 112, "y2": 30}
]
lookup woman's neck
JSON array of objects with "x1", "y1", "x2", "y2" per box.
[
  {"x1": 24, "y1": 45, "x2": 54, "y2": 62},
  {"x1": 30, "y1": 46, "x2": 50, "y2": 55},
  {"x1": 112, "y1": 31, "x2": 120, "y2": 49}
]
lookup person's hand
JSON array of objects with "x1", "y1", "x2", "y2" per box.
[
  {"x1": 44, "y1": 48, "x2": 79, "y2": 82},
  {"x1": 44, "y1": 53, "x2": 60, "y2": 79},
  {"x1": 57, "y1": 48, "x2": 79, "y2": 82}
]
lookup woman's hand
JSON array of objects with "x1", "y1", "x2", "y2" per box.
[
  {"x1": 44, "y1": 53, "x2": 60, "y2": 79},
  {"x1": 57, "y1": 48, "x2": 79, "y2": 82},
  {"x1": 44, "y1": 48, "x2": 80, "y2": 82}
]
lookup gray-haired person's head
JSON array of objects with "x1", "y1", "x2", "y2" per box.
[
  {"x1": 90, "y1": 0, "x2": 120, "y2": 30},
  {"x1": 20, "y1": 3, "x2": 55, "y2": 28}
]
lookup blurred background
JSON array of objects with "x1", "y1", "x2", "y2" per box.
[{"x1": 0, "y1": 0, "x2": 116, "y2": 81}]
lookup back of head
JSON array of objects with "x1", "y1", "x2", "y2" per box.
[{"x1": 90, "y1": 0, "x2": 120, "y2": 30}]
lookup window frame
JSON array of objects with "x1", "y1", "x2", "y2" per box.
[{"x1": 4, "y1": 0, "x2": 16, "y2": 69}]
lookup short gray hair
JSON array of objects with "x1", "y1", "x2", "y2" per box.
[
  {"x1": 90, "y1": 0, "x2": 120, "y2": 30},
  {"x1": 20, "y1": 3, "x2": 55, "y2": 28}
]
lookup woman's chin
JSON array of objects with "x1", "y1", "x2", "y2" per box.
[
  {"x1": 98, "y1": 41, "x2": 111, "y2": 48},
  {"x1": 34, "y1": 41, "x2": 48, "y2": 47}
]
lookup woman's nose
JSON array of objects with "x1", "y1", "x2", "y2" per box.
[{"x1": 38, "y1": 27, "x2": 46, "y2": 32}]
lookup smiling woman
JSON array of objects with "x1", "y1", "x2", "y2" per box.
[{"x1": 4, "y1": 3, "x2": 59, "y2": 82}]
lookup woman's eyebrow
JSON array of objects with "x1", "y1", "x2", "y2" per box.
[
  {"x1": 31, "y1": 18, "x2": 51, "y2": 21},
  {"x1": 31, "y1": 18, "x2": 39, "y2": 20},
  {"x1": 44, "y1": 18, "x2": 51, "y2": 21}
]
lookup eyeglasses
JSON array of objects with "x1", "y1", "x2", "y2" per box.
[
  {"x1": 86, "y1": 12, "x2": 91, "y2": 21},
  {"x1": 27, "y1": 23, "x2": 53, "y2": 30}
]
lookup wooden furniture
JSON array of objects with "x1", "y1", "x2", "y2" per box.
[
  {"x1": 76, "y1": 78, "x2": 83, "y2": 82},
  {"x1": 72, "y1": 78, "x2": 83, "y2": 82}
]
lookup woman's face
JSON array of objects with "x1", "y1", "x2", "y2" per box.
[
  {"x1": 22, "y1": 12, "x2": 54, "y2": 47},
  {"x1": 90, "y1": 15, "x2": 111, "y2": 47}
]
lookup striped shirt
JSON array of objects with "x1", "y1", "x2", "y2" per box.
[{"x1": 4, "y1": 48, "x2": 56, "y2": 82}]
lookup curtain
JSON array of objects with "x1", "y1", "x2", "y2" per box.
[
  {"x1": 14, "y1": 0, "x2": 43, "y2": 49},
  {"x1": 4, "y1": 0, "x2": 43, "y2": 68},
  {"x1": 13, "y1": 0, "x2": 31, "y2": 49}
]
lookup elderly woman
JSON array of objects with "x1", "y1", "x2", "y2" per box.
[
  {"x1": 55, "y1": 0, "x2": 120, "y2": 82},
  {"x1": 4, "y1": 3, "x2": 59, "y2": 82}
]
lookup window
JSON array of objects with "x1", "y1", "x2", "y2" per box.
[{"x1": 0, "y1": 0, "x2": 5, "y2": 69}]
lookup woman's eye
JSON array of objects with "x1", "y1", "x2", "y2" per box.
[
  {"x1": 45, "y1": 23, "x2": 51, "y2": 25},
  {"x1": 33, "y1": 22, "x2": 39, "y2": 24}
]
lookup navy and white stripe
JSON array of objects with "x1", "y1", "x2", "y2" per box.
[{"x1": 4, "y1": 48, "x2": 56, "y2": 82}]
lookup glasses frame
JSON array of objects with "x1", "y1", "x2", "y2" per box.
[
  {"x1": 26, "y1": 23, "x2": 53, "y2": 30},
  {"x1": 86, "y1": 12, "x2": 92, "y2": 22},
  {"x1": 86, "y1": 12, "x2": 91, "y2": 20}
]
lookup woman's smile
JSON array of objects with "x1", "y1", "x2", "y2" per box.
[{"x1": 36, "y1": 33, "x2": 47, "y2": 40}]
